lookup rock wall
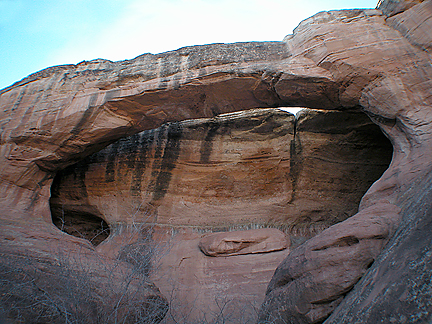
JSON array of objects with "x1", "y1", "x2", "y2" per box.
[
  {"x1": 50, "y1": 109, "x2": 295, "y2": 230},
  {"x1": 48, "y1": 107, "x2": 391, "y2": 322},
  {"x1": 50, "y1": 108, "x2": 391, "y2": 234},
  {"x1": 0, "y1": 42, "x2": 291, "y2": 323},
  {"x1": 258, "y1": 1, "x2": 432, "y2": 323},
  {"x1": 0, "y1": 0, "x2": 431, "y2": 322}
]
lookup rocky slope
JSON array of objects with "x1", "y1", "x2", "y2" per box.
[{"x1": 0, "y1": 0, "x2": 431, "y2": 322}]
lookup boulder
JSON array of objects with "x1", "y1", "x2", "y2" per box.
[{"x1": 199, "y1": 228, "x2": 289, "y2": 257}]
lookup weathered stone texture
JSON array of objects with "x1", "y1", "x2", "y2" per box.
[
  {"x1": 49, "y1": 109, "x2": 295, "y2": 228},
  {"x1": 0, "y1": 0, "x2": 432, "y2": 322},
  {"x1": 50, "y1": 108, "x2": 391, "y2": 233},
  {"x1": 199, "y1": 228, "x2": 289, "y2": 257},
  {"x1": 259, "y1": 1, "x2": 432, "y2": 322},
  {"x1": 46, "y1": 107, "x2": 391, "y2": 322}
]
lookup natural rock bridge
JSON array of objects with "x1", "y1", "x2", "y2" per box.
[{"x1": 0, "y1": 0, "x2": 431, "y2": 323}]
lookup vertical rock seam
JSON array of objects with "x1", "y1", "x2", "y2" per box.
[{"x1": 289, "y1": 114, "x2": 302, "y2": 203}]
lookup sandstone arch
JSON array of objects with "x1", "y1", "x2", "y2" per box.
[
  {"x1": 0, "y1": 0, "x2": 431, "y2": 322},
  {"x1": 46, "y1": 106, "x2": 393, "y2": 322}
]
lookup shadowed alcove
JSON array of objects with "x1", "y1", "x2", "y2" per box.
[
  {"x1": 50, "y1": 107, "x2": 393, "y2": 240},
  {"x1": 49, "y1": 106, "x2": 393, "y2": 323}
]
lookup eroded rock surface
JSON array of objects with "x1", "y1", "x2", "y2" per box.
[
  {"x1": 47, "y1": 107, "x2": 391, "y2": 322},
  {"x1": 49, "y1": 109, "x2": 295, "y2": 228},
  {"x1": 50, "y1": 108, "x2": 391, "y2": 235},
  {"x1": 0, "y1": 0, "x2": 431, "y2": 322},
  {"x1": 151, "y1": 227, "x2": 291, "y2": 324},
  {"x1": 0, "y1": 42, "x2": 291, "y2": 323},
  {"x1": 259, "y1": 201, "x2": 402, "y2": 323},
  {"x1": 199, "y1": 228, "x2": 289, "y2": 257},
  {"x1": 259, "y1": 1, "x2": 432, "y2": 323}
]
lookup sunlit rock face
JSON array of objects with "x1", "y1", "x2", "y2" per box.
[{"x1": 0, "y1": 42, "x2": 290, "y2": 323}]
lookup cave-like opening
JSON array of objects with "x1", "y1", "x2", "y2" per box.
[
  {"x1": 49, "y1": 107, "x2": 393, "y2": 248},
  {"x1": 50, "y1": 164, "x2": 111, "y2": 246},
  {"x1": 50, "y1": 208, "x2": 110, "y2": 246}
]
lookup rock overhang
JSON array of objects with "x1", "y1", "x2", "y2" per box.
[
  {"x1": 1, "y1": 0, "x2": 431, "y2": 322},
  {"x1": 49, "y1": 107, "x2": 393, "y2": 239}
]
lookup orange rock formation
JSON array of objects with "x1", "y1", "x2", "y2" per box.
[{"x1": 0, "y1": 0, "x2": 431, "y2": 323}]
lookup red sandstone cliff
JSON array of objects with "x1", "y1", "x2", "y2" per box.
[
  {"x1": 0, "y1": 0, "x2": 431, "y2": 323},
  {"x1": 47, "y1": 107, "x2": 391, "y2": 322}
]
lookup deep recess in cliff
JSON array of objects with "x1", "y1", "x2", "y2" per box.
[
  {"x1": 47, "y1": 107, "x2": 394, "y2": 322},
  {"x1": 50, "y1": 108, "x2": 392, "y2": 241},
  {"x1": 1, "y1": 0, "x2": 432, "y2": 323}
]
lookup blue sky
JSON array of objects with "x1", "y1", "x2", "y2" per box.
[{"x1": 0, "y1": 0, "x2": 378, "y2": 90}]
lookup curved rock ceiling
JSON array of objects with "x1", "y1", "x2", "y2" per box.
[{"x1": 0, "y1": 0, "x2": 431, "y2": 323}]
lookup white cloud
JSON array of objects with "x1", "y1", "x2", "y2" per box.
[
  {"x1": 47, "y1": 0, "x2": 311, "y2": 65},
  {"x1": 44, "y1": 0, "x2": 378, "y2": 67}
]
